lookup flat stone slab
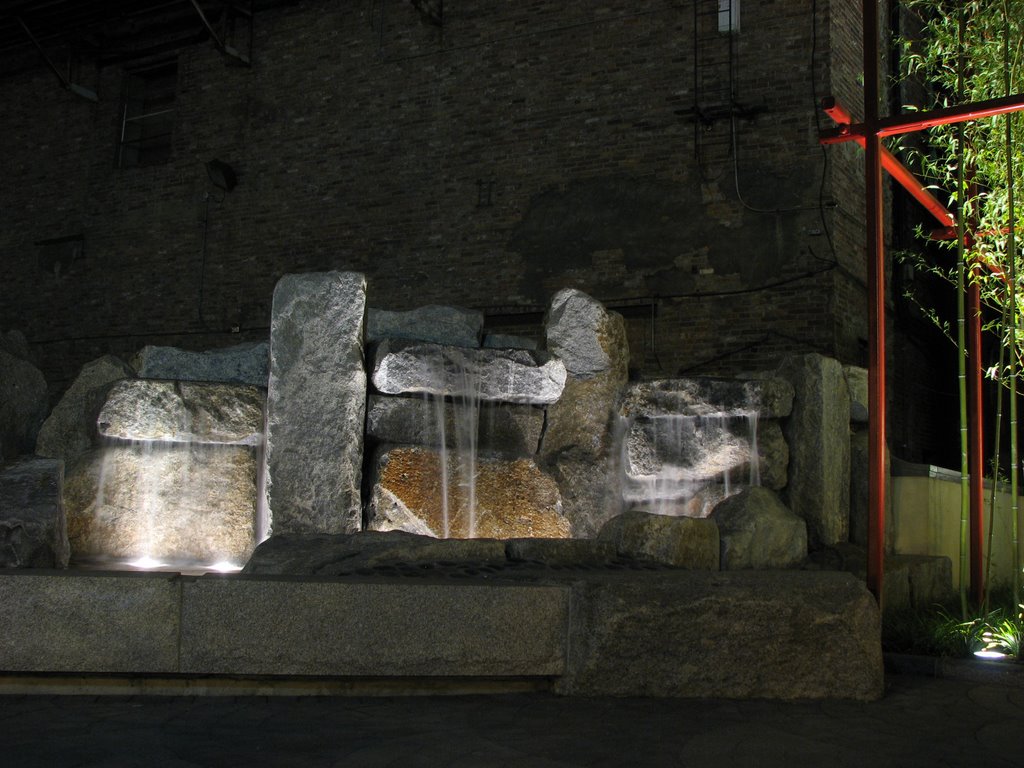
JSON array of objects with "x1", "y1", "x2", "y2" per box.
[
  {"x1": 370, "y1": 340, "x2": 566, "y2": 404},
  {"x1": 97, "y1": 379, "x2": 265, "y2": 445},
  {"x1": 133, "y1": 341, "x2": 269, "y2": 387}
]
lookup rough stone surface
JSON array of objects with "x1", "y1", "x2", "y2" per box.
[
  {"x1": 368, "y1": 446, "x2": 570, "y2": 539},
  {"x1": 0, "y1": 348, "x2": 48, "y2": 462},
  {"x1": 482, "y1": 333, "x2": 538, "y2": 350},
  {"x1": 265, "y1": 271, "x2": 367, "y2": 535},
  {"x1": 242, "y1": 531, "x2": 510, "y2": 575},
  {"x1": 544, "y1": 289, "x2": 615, "y2": 376},
  {"x1": 621, "y1": 377, "x2": 794, "y2": 420},
  {"x1": 505, "y1": 537, "x2": 617, "y2": 565},
  {"x1": 365, "y1": 394, "x2": 544, "y2": 457},
  {"x1": 849, "y1": 428, "x2": 894, "y2": 550},
  {"x1": 133, "y1": 341, "x2": 270, "y2": 387},
  {"x1": 370, "y1": 339, "x2": 566, "y2": 404},
  {"x1": 0, "y1": 329, "x2": 32, "y2": 361},
  {"x1": 179, "y1": 578, "x2": 568, "y2": 677},
  {"x1": 63, "y1": 445, "x2": 257, "y2": 566},
  {"x1": 540, "y1": 291, "x2": 629, "y2": 537},
  {"x1": 779, "y1": 354, "x2": 851, "y2": 547},
  {"x1": 0, "y1": 458, "x2": 68, "y2": 568},
  {"x1": 97, "y1": 379, "x2": 264, "y2": 446},
  {"x1": 366, "y1": 305, "x2": 483, "y2": 348},
  {"x1": 35, "y1": 355, "x2": 134, "y2": 465},
  {"x1": 756, "y1": 419, "x2": 789, "y2": 491},
  {"x1": 844, "y1": 365, "x2": 869, "y2": 423},
  {"x1": 0, "y1": 572, "x2": 180, "y2": 673},
  {"x1": 627, "y1": 484, "x2": 734, "y2": 519},
  {"x1": 710, "y1": 486, "x2": 807, "y2": 569},
  {"x1": 597, "y1": 510, "x2": 719, "y2": 569},
  {"x1": 824, "y1": 543, "x2": 953, "y2": 613},
  {"x1": 558, "y1": 570, "x2": 883, "y2": 700}
]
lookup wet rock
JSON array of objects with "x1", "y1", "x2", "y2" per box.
[
  {"x1": 366, "y1": 305, "x2": 483, "y2": 347},
  {"x1": 0, "y1": 458, "x2": 68, "y2": 568},
  {"x1": 365, "y1": 394, "x2": 544, "y2": 457},
  {"x1": 367, "y1": 446, "x2": 570, "y2": 539},
  {"x1": 779, "y1": 354, "x2": 850, "y2": 548},
  {"x1": 710, "y1": 486, "x2": 807, "y2": 569},
  {"x1": 597, "y1": 510, "x2": 719, "y2": 569},
  {"x1": 97, "y1": 379, "x2": 264, "y2": 446},
  {"x1": 242, "y1": 530, "x2": 509, "y2": 575},
  {"x1": 133, "y1": 341, "x2": 269, "y2": 387},
  {"x1": 63, "y1": 445, "x2": 257, "y2": 566},
  {"x1": 35, "y1": 355, "x2": 134, "y2": 465},
  {"x1": 621, "y1": 377, "x2": 794, "y2": 419},
  {"x1": 0, "y1": 348, "x2": 48, "y2": 462},
  {"x1": 265, "y1": 271, "x2": 367, "y2": 535},
  {"x1": 370, "y1": 340, "x2": 566, "y2": 404}
]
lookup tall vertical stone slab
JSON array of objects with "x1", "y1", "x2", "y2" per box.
[
  {"x1": 539, "y1": 289, "x2": 629, "y2": 537},
  {"x1": 779, "y1": 354, "x2": 850, "y2": 548},
  {"x1": 265, "y1": 272, "x2": 367, "y2": 534}
]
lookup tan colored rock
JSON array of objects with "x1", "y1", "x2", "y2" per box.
[{"x1": 368, "y1": 446, "x2": 570, "y2": 539}]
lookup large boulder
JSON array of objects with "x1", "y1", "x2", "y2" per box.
[
  {"x1": 370, "y1": 340, "x2": 566, "y2": 404},
  {"x1": 0, "y1": 347, "x2": 48, "y2": 463},
  {"x1": 97, "y1": 379, "x2": 264, "y2": 445},
  {"x1": 779, "y1": 354, "x2": 850, "y2": 547},
  {"x1": 365, "y1": 394, "x2": 544, "y2": 457},
  {"x1": 367, "y1": 446, "x2": 570, "y2": 539},
  {"x1": 597, "y1": 510, "x2": 719, "y2": 569},
  {"x1": 710, "y1": 486, "x2": 807, "y2": 569},
  {"x1": 35, "y1": 355, "x2": 134, "y2": 465},
  {"x1": 0, "y1": 458, "x2": 69, "y2": 568},
  {"x1": 63, "y1": 445, "x2": 257, "y2": 566},
  {"x1": 133, "y1": 341, "x2": 269, "y2": 387},
  {"x1": 540, "y1": 290, "x2": 629, "y2": 536},
  {"x1": 264, "y1": 272, "x2": 367, "y2": 535},
  {"x1": 365, "y1": 305, "x2": 483, "y2": 348}
]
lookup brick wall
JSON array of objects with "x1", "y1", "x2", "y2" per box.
[{"x1": 1, "y1": 0, "x2": 867, "y2": 395}]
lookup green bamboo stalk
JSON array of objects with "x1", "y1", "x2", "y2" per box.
[
  {"x1": 956, "y1": 4, "x2": 970, "y2": 619},
  {"x1": 985, "y1": 302, "x2": 1009, "y2": 611}
]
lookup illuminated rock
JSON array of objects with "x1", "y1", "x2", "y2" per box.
[
  {"x1": 35, "y1": 355, "x2": 134, "y2": 464},
  {"x1": 366, "y1": 305, "x2": 483, "y2": 347},
  {"x1": 97, "y1": 379, "x2": 264, "y2": 445},
  {"x1": 620, "y1": 377, "x2": 794, "y2": 419},
  {"x1": 0, "y1": 458, "x2": 69, "y2": 568},
  {"x1": 596, "y1": 510, "x2": 719, "y2": 569},
  {"x1": 264, "y1": 271, "x2": 367, "y2": 535},
  {"x1": 367, "y1": 446, "x2": 570, "y2": 539},
  {"x1": 63, "y1": 445, "x2": 257, "y2": 565},
  {"x1": 370, "y1": 340, "x2": 566, "y2": 404}
]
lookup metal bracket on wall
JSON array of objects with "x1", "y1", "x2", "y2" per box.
[
  {"x1": 16, "y1": 17, "x2": 97, "y2": 102},
  {"x1": 188, "y1": 0, "x2": 253, "y2": 67}
]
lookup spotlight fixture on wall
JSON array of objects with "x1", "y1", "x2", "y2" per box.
[{"x1": 206, "y1": 159, "x2": 237, "y2": 192}]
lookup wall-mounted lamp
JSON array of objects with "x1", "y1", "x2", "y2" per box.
[{"x1": 206, "y1": 159, "x2": 237, "y2": 192}]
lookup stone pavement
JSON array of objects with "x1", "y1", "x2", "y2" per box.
[{"x1": 1, "y1": 669, "x2": 1022, "y2": 768}]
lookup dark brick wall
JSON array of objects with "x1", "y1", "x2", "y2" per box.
[{"x1": 2, "y1": 0, "x2": 867, "y2": 395}]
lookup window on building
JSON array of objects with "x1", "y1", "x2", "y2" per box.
[
  {"x1": 718, "y1": 0, "x2": 740, "y2": 33},
  {"x1": 117, "y1": 60, "x2": 178, "y2": 168}
]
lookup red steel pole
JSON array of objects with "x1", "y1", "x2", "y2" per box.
[{"x1": 863, "y1": 0, "x2": 886, "y2": 605}]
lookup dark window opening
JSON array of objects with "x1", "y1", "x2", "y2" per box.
[{"x1": 118, "y1": 60, "x2": 177, "y2": 168}]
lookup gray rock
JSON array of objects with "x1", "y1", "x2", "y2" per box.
[
  {"x1": 0, "y1": 329, "x2": 32, "y2": 361},
  {"x1": 540, "y1": 291, "x2": 629, "y2": 536},
  {"x1": 97, "y1": 379, "x2": 265, "y2": 446},
  {"x1": 35, "y1": 355, "x2": 134, "y2": 464},
  {"x1": 366, "y1": 446, "x2": 570, "y2": 539},
  {"x1": 365, "y1": 394, "x2": 544, "y2": 457},
  {"x1": 366, "y1": 305, "x2": 483, "y2": 347},
  {"x1": 505, "y1": 537, "x2": 617, "y2": 565},
  {"x1": 482, "y1": 333, "x2": 539, "y2": 350},
  {"x1": 756, "y1": 419, "x2": 789, "y2": 490},
  {"x1": 63, "y1": 445, "x2": 258, "y2": 567},
  {"x1": 627, "y1": 484, "x2": 734, "y2": 519},
  {"x1": 0, "y1": 348, "x2": 48, "y2": 462},
  {"x1": 844, "y1": 365, "x2": 869, "y2": 423},
  {"x1": 242, "y1": 530, "x2": 510, "y2": 575},
  {"x1": 597, "y1": 510, "x2": 719, "y2": 569},
  {"x1": 544, "y1": 289, "x2": 615, "y2": 376},
  {"x1": 265, "y1": 272, "x2": 367, "y2": 535},
  {"x1": 558, "y1": 570, "x2": 883, "y2": 700},
  {"x1": 133, "y1": 341, "x2": 269, "y2": 387},
  {"x1": 710, "y1": 486, "x2": 807, "y2": 569},
  {"x1": 849, "y1": 427, "x2": 894, "y2": 550},
  {"x1": 779, "y1": 354, "x2": 851, "y2": 548},
  {"x1": 370, "y1": 339, "x2": 566, "y2": 404},
  {"x1": 0, "y1": 458, "x2": 69, "y2": 568},
  {"x1": 621, "y1": 377, "x2": 794, "y2": 419}
]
